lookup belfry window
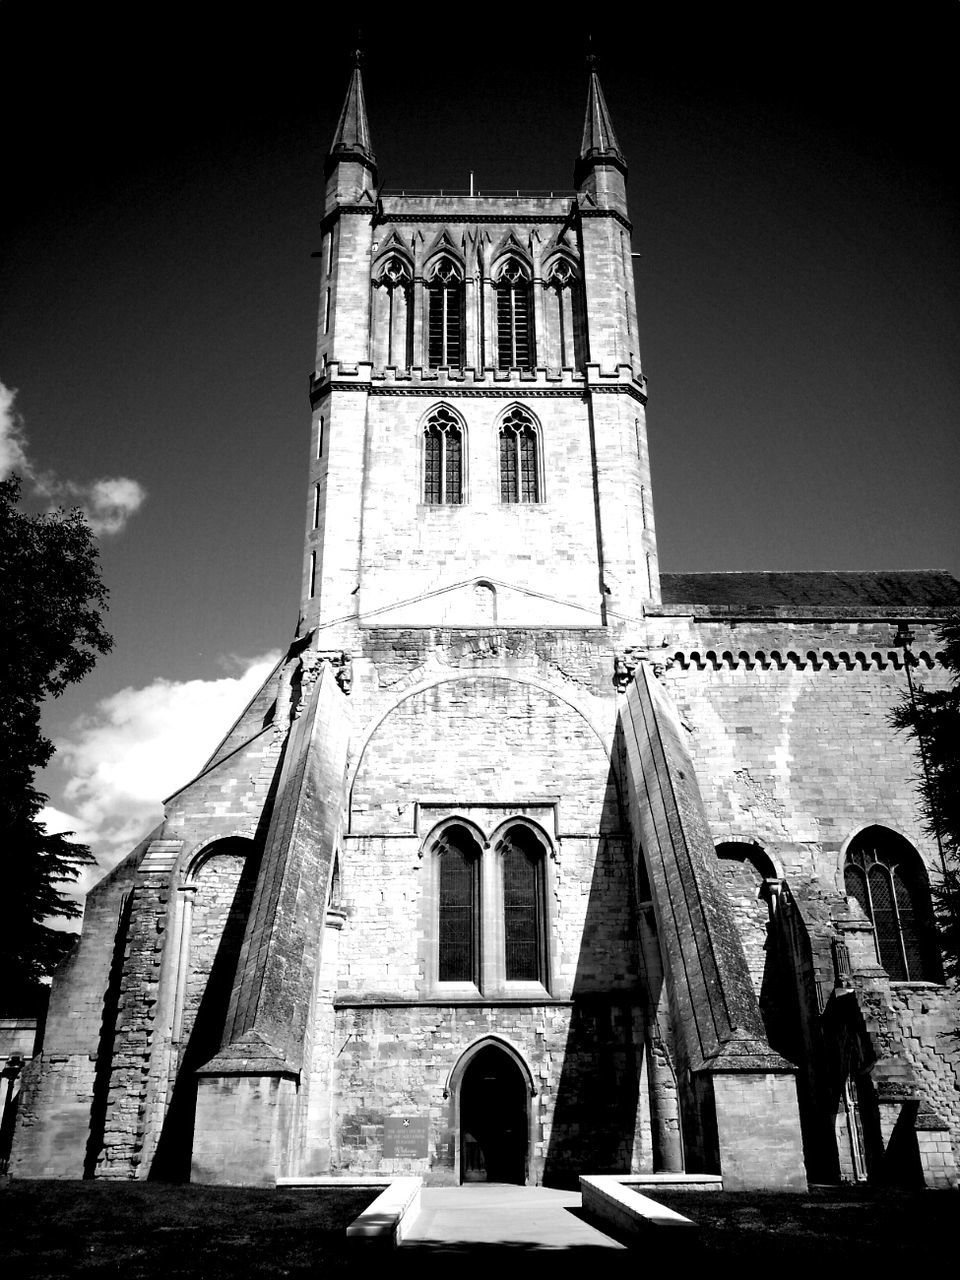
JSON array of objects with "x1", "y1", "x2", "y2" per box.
[
  {"x1": 500, "y1": 827, "x2": 545, "y2": 983},
  {"x1": 499, "y1": 407, "x2": 540, "y2": 504},
  {"x1": 427, "y1": 257, "x2": 464, "y2": 368},
  {"x1": 495, "y1": 258, "x2": 534, "y2": 369},
  {"x1": 437, "y1": 827, "x2": 480, "y2": 983},
  {"x1": 423, "y1": 406, "x2": 464, "y2": 504},
  {"x1": 843, "y1": 827, "x2": 941, "y2": 982}
]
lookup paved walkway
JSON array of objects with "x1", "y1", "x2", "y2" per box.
[{"x1": 400, "y1": 1184, "x2": 629, "y2": 1256}]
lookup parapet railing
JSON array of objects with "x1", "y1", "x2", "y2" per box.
[{"x1": 380, "y1": 189, "x2": 577, "y2": 198}]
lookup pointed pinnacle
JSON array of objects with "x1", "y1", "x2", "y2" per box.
[
  {"x1": 329, "y1": 61, "x2": 375, "y2": 165},
  {"x1": 580, "y1": 68, "x2": 623, "y2": 163}
]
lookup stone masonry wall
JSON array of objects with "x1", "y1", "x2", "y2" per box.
[{"x1": 329, "y1": 1002, "x2": 647, "y2": 1185}]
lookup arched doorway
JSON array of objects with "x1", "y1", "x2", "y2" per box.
[{"x1": 459, "y1": 1045, "x2": 528, "y2": 1184}]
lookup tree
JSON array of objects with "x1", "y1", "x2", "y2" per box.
[
  {"x1": 0, "y1": 475, "x2": 113, "y2": 1012},
  {"x1": 889, "y1": 616, "x2": 960, "y2": 979}
]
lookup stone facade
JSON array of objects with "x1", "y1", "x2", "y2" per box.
[{"x1": 12, "y1": 62, "x2": 960, "y2": 1192}]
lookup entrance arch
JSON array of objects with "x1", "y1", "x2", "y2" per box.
[{"x1": 447, "y1": 1038, "x2": 535, "y2": 1185}]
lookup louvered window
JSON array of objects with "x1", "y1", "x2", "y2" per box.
[
  {"x1": 844, "y1": 828, "x2": 941, "y2": 982},
  {"x1": 495, "y1": 258, "x2": 534, "y2": 369},
  {"x1": 502, "y1": 831, "x2": 544, "y2": 982},
  {"x1": 427, "y1": 257, "x2": 463, "y2": 367},
  {"x1": 438, "y1": 831, "x2": 479, "y2": 983},
  {"x1": 499, "y1": 407, "x2": 540, "y2": 503},
  {"x1": 423, "y1": 406, "x2": 463, "y2": 504}
]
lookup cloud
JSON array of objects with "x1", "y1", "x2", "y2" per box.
[
  {"x1": 54, "y1": 652, "x2": 281, "y2": 883},
  {"x1": 0, "y1": 377, "x2": 146, "y2": 534},
  {"x1": 0, "y1": 379, "x2": 31, "y2": 477}
]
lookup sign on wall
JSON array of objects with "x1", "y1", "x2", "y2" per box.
[{"x1": 383, "y1": 1115, "x2": 431, "y2": 1158}]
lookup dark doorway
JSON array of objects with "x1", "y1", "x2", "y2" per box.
[{"x1": 459, "y1": 1045, "x2": 528, "y2": 1184}]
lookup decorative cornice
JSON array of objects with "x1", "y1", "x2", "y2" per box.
[
  {"x1": 665, "y1": 648, "x2": 944, "y2": 673},
  {"x1": 311, "y1": 380, "x2": 645, "y2": 405},
  {"x1": 368, "y1": 386, "x2": 588, "y2": 399},
  {"x1": 378, "y1": 213, "x2": 570, "y2": 226},
  {"x1": 579, "y1": 208, "x2": 632, "y2": 232}
]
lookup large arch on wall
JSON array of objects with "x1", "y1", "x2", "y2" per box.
[
  {"x1": 443, "y1": 1035, "x2": 538, "y2": 1186},
  {"x1": 348, "y1": 670, "x2": 615, "y2": 813},
  {"x1": 151, "y1": 835, "x2": 257, "y2": 1180}
]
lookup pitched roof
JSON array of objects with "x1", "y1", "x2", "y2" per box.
[{"x1": 658, "y1": 570, "x2": 960, "y2": 614}]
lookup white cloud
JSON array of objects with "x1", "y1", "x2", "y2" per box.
[
  {"x1": 0, "y1": 377, "x2": 146, "y2": 534},
  {"x1": 0, "y1": 379, "x2": 31, "y2": 478},
  {"x1": 55, "y1": 653, "x2": 281, "y2": 883}
]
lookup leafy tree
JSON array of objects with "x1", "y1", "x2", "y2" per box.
[
  {"x1": 0, "y1": 475, "x2": 113, "y2": 1012},
  {"x1": 889, "y1": 616, "x2": 960, "y2": 979}
]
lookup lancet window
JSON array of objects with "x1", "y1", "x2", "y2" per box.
[
  {"x1": 843, "y1": 827, "x2": 941, "y2": 982},
  {"x1": 499, "y1": 407, "x2": 540, "y2": 504},
  {"x1": 428, "y1": 820, "x2": 551, "y2": 993},
  {"x1": 437, "y1": 826, "x2": 480, "y2": 983},
  {"x1": 423, "y1": 406, "x2": 464, "y2": 505},
  {"x1": 495, "y1": 258, "x2": 534, "y2": 369},
  {"x1": 499, "y1": 827, "x2": 546, "y2": 983},
  {"x1": 427, "y1": 257, "x2": 464, "y2": 367}
]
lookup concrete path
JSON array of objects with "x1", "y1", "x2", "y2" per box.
[{"x1": 400, "y1": 1184, "x2": 629, "y2": 1256}]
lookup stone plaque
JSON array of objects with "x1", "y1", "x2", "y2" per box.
[{"x1": 382, "y1": 1115, "x2": 430, "y2": 1158}]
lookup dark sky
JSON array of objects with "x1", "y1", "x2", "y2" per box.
[{"x1": 2, "y1": 4, "x2": 958, "y2": 862}]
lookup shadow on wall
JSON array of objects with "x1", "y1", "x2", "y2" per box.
[{"x1": 542, "y1": 769, "x2": 644, "y2": 1187}]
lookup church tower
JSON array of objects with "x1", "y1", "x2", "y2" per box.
[
  {"x1": 27, "y1": 54, "x2": 915, "y2": 1195},
  {"x1": 303, "y1": 53, "x2": 660, "y2": 648}
]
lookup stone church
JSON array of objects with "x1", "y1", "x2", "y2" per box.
[{"x1": 12, "y1": 61, "x2": 960, "y2": 1191}]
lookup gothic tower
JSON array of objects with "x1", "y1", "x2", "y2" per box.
[{"x1": 19, "y1": 55, "x2": 957, "y2": 1195}]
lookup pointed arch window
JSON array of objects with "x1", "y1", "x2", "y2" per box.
[
  {"x1": 495, "y1": 258, "x2": 534, "y2": 369},
  {"x1": 499, "y1": 407, "x2": 540, "y2": 504},
  {"x1": 499, "y1": 826, "x2": 546, "y2": 983},
  {"x1": 436, "y1": 826, "x2": 481, "y2": 984},
  {"x1": 427, "y1": 257, "x2": 464, "y2": 368},
  {"x1": 373, "y1": 255, "x2": 413, "y2": 367},
  {"x1": 423, "y1": 406, "x2": 464, "y2": 504},
  {"x1": 844, "y1": 827, "x2": 941, "y2": 982}
]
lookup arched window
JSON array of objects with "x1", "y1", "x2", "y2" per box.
[
  {"x1": 427, "y1": 257, "x2": 464, "y2": 368},
  {"x1": 844, "y1": 827, "x2": 941, "y2": 982},
  {"x1": 373, "y1": 256, "x2": 413, "y2": 367},
  {"x1": 495, "y1": 258, "x2": 534, "y2": 369},
  {"x1": 545, "y1": 258, "x2": 583, "y2": 369},
  {"x1": 423, "y1": 406, "x2": 464, "y2": 504},
  {"x1": 499, "y1": 406, "x2": 540, "y2": 504},
  {"x1": 436, "y1": 826, "x2": 480, "y2": 983},
  {"x1": 498, "y1": 826, "x2": 546, "y2": 983}
]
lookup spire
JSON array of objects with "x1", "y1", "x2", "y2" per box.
[
  {"x1": 326, "y1": 48, "x2": 376, "y2": 178},
  {"x1": 575, "y1": 55, "x2": 626, "y2": 187}
]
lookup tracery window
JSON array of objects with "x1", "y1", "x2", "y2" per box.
[
  {"x1": 427, "y1": 257, "x2": 464, "y2": 367},
  {"x1": 499, "y1": 827, "x2": 545, "y2": 983},
  {"x1": 423, "y1": 406, "x2": 464, "y2": 505},
  {"x1": 843, "y1": 827, "x2": 941, "y2": 982},
  {"x1": 437, "y1": 827, "x2": 480, "y2": 983},
  {"x1": 495, "y1": 258, "x2": 534, "y2": 369},
  {"x1": 427, "y1": 819, "x2": 551, "y2": 994},
  {"x1": 499, "y1": 407, "x2": 540, "y2": 504},
  {"x1": 373, "y1": 255, "x2": 413, "y2": 367}
]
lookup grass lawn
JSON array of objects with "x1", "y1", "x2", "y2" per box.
[
  {"x1": 646, "y1": 1185, "x2": 958, "y2": 1263},
  {"x1": 0, "y1": 1181, "x2": 378, "y2": 1278},
  {"x1": 2, "y1": 1179, "x2": 957, "y2": 1273}
]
